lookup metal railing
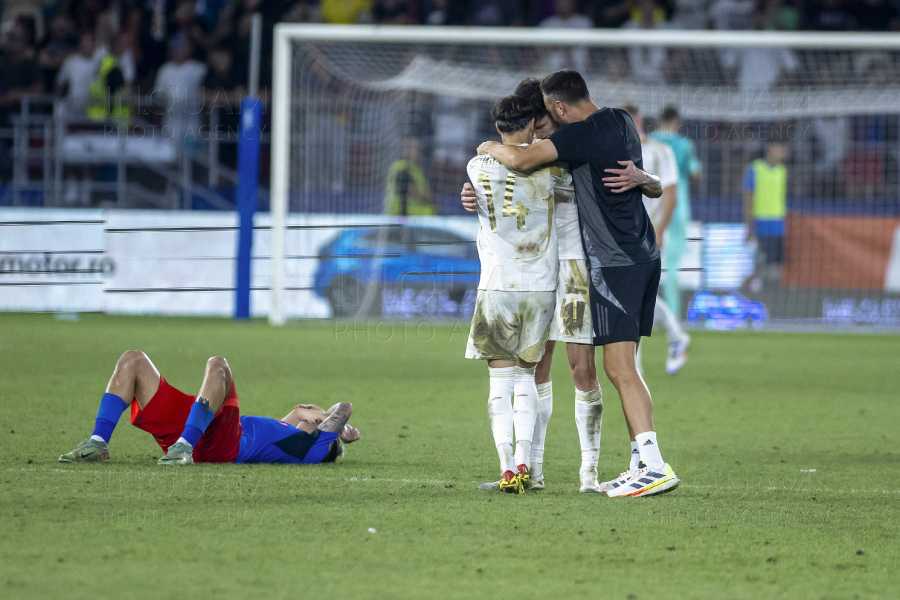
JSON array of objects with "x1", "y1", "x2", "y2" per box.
[{"x1": 3, "y1": 93, "x2": 267, "y2": 210}]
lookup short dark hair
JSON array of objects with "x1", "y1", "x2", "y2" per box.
[
  {"x1": 620, "y1": 103, "x2": 640, "y2": 118},
  {"x1": 540, "y1": 70, "x2": 590, "y2": 104},
  {"x1": 514, "y1": 77, "x2": 549, "y2": 120},
  {"x1": 660, "y1": 105, "x2": 680, "y2": 123},
  {"x1": 321, "y1": 439, "x2": 344, "y2": 463},
  {"x1": 491, "y1": 95, "x2": 534, "y2": 133}
]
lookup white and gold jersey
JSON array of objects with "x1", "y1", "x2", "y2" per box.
[
  {"x1": 641, "y1": 138, "x2": 679, "y2": 227},
  {"x1": 466, "y1": 150, "x2": 571, "y2": 291},
  {"x1": 553, "y1": 181, "x2": 584, "y2": 260}
]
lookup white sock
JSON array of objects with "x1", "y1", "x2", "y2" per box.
[
  {"x1": 635, "y1": 431, "x2": 665, "y2": 469},
  {"x1": 629, "y1": 440, "x2": 640, "y2": 470},
  {"x1": 655, "y1": 297, "x2": 684, "y2": 343},
  {"x1": 512, "y1": 365, "x2": 537, "y2": 469},
  {"x1": 90, "y1": 435, "x2": 106, "y2": 444},
  {"x1": 574, "y1": 387, "x2": 603, "y2": 472},
  {"x1": 488, "y1": 367, "x2": 515, "y2": 473},
  {"x1": 176, "y1": 436, "x2": 193, "y2": 448},
  {"x1": 530, "y1": 381, "x2": 553, "y2": 476},
  {"x1": 497, "y1": 443, "x2": 514, "y2": 474}
]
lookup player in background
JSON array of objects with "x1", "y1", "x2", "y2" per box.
[
  {"x1": 59, "y1": 351, "x2": 359, "y2": 466},
  {"x1": 465, "y1": 95, "x2": 567, "y2": 494},
  {"x1": 621, "y1": 103, "x2": 692, "y2": 379},
  {"x1": 649, "y1": 105, "x2": 702, "y2": 323},
  {"x1": 478, "y1": 70, "x2": 679, "y2": 498}
]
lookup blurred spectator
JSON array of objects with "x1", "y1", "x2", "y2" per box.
[
  {"x1": 807, "y1": 0, "x2": 856, "y2": 30},
  {"x1": 1, "y1": 1, "x2": 45, "y2": 42},
  {"x1": 202, "y1": 47, "x2": 241, "y2": 175},
  {"x1": 386, "y1": 137, "x2": 434, "y2": 216},
  {"x1": 471, "y1": 0, "x2": 523, "y2": 26},
  {"x1": 39, "y1": 15, "x2": 79, "y2": 91},
  {"x1": 216, "y1": 0, "x2": 292, "y2": 90},
  {"x1": 155, "y1": 33, "x2": 207, "y2": 148},
  {"x1": 425, "y1": 0, "x2": 449, "y2": 24},
  {"x1": 86, "y1": 33, "x2": 134, "y2": 126},
  {"x1": 196, "y1": 0, "x2": 229, "y2": 30},
  {"x1": 669, "y1": 0, "x2": 712, "y2": 29},
  {"x1": 137, "y1": 0, "x2": 177, "y2": 87},
  {"x1": 0, "y1": 19, "x2": 43, "y2": 121},
  {"x1": 373, "y1": 0, "x2": 409, "y2": 24},
  {"x1": 721, "y1": 13, "x2": 797, "y2": 91},
  {"x1": 539, "y1": 0, "x2": 592, "y2": 27},
  {"x1": 282, "y1": 0, "x2": 320, "y2": 22},
  {"x1": 590, "y1": 0, "x2": 632, "y2": 28},
  {"x1": 173, "y1": 0, "x2": 213, "y2": 61},
  {"x1": 760, "y1": 0, "x2": 800, "y2": 30},
  {"x1": 709, "y1": 0, "x2": 754, "y2": 29},
  {"x1": 539, "y1": 0, "x2": 592, "y2": 73},
  {"x1": 624, "y1": 0, "x2": 669, "y2": 84},
  {"x1": 431, "y1": 95, "x2": 478, "y2": 193},
  {"x1": 202, "y1": 46, "x2": 240, "y2": 102},
  {"x1": 56, "y1": 30, "x2": 102, "y2": 118},
  {"x1": 319, "y1": 0, "x2": 373, "y2": 24}
]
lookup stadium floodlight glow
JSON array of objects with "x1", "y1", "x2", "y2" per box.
[{"x1": 268, "y1": 25, "x2": 900, "y2": 326}]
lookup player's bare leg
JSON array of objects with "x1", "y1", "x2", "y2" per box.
[
  {"x1": 158, "y1": 357, "x2": 232, "y2": 466},
  {"x1": 600, "y1": 346, "x2": 643, "y2": 493},
  {"x1": 603, "y1": 342, "x2": 679, "y2": 497},
  {"x1": 565, "y1": 343, "x2": 604, "y2": 493},
  {"x1": 60, "y1": 351, "x2": 161, "y2": 462},
  {"x1": 106, "y1": 351, "x2": 162, "y2": 410}
]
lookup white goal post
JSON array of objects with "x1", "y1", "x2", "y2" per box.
[{"x1": 269, "y1": 25, "x2": 900, "y2": 326}]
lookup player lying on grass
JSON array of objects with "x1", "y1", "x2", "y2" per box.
[
  {"x1": 462, "y1": 78, "x2": 664, "y2": 494},
  {"x1": 465, "y1": 95, "x2": 568, "y2": 494},
  {"x1": 59, "y1": 351, "x2": 359, "y2": 466}
]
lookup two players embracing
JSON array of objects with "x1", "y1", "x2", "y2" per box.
[{"x1": 463, "y1": 70, "x2": 680, "y2": 498}]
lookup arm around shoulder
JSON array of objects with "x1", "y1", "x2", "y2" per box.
[{"x1": 487, "y1": 139, "x2": 558, "y2": 172}]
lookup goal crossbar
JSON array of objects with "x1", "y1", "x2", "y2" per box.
[{"x1": 268, "y1": 25, "x2": 900, "y2": 325}]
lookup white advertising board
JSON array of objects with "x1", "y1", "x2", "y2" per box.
[{"x1": 0, "y1": 208, "x2": 702, "y2": 318}]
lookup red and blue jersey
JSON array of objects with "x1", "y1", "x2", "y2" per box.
[{"x1": 234, "y1": 416, "x2": 338, "y2": 464}]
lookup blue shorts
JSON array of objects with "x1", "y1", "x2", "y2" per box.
[{"x1": 234, "y1": 416, "x2": 340, "y2": 465}]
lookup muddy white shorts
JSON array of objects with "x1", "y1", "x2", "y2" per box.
[
  {"x1": 548, "y1": 259, "x2": 593, "y2": 344},
  {"x1": 465, "y1": 289, "x2": 556, "y2": 363}
]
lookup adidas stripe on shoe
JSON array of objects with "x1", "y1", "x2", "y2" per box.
[{"x1": 606, "y1": 463, "x2": 679, "y2": 498}]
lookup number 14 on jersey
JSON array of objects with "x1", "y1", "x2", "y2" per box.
[{"x1": 477, "y1": 173, "x2": 529, "y2": 231}]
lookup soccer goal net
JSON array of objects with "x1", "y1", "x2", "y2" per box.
[{"x1": 269, "y1": 26, "x2": 900, "y2": 330}]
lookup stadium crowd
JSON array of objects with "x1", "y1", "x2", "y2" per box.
[
  {"x1": 0, "y1": 0, "x2": 895, "y2": 204},
  {"x1": 1, "y1": 0, "x2": 897, "y2": 120}
]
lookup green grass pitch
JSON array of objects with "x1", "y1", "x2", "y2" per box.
[{"x1": 1, "y1": 313, "x2": 898, "y2": 599}]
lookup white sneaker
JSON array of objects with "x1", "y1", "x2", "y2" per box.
[
  {"x1": 599, "y1": 466, "x2": 636, "y2": 494},
  {"x1": 606, "y1": 463, "x2": 680, "y2": 498},
  {"x1": 579, "y1": 466, "x2": 602, "y2": 494},
  {"x1": 666, "y1": 334, "x2": 691, "y2": 375}
]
